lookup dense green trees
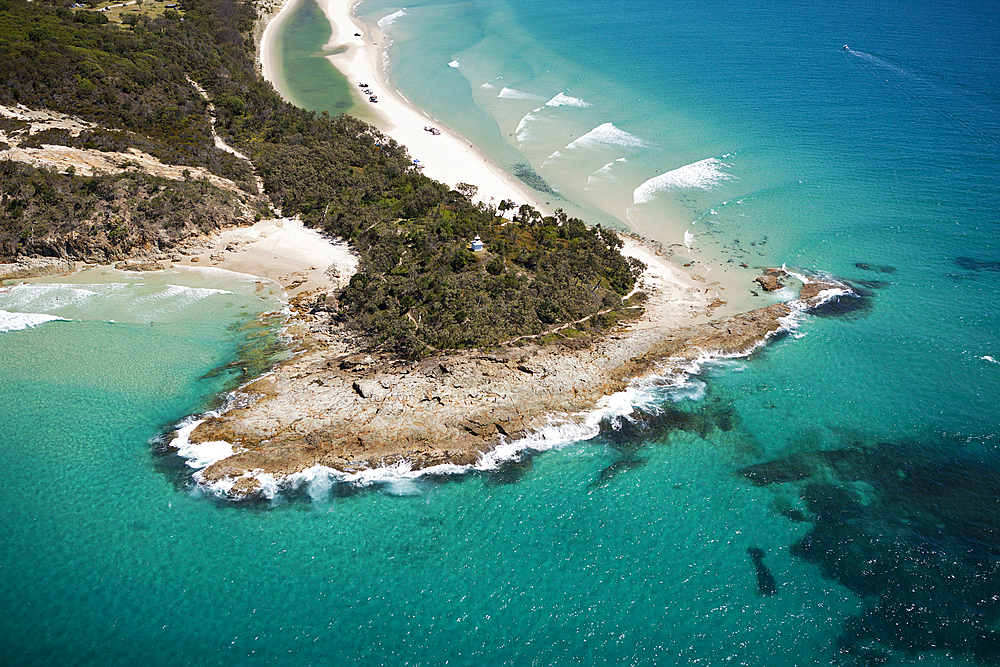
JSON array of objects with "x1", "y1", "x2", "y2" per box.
[
  {"x1": 0, "y1": 160, "x2": 257, "y2": 260},
  {"x1": 334, "y1": 203, "x2": 644, "y2": 357},
  {"x1": 0, "y1": 0, "x2": 644, "y2": 357}
]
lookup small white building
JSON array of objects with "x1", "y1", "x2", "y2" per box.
[{"x1": 471, "y1": 235, "x2": 484, "y2": 252}]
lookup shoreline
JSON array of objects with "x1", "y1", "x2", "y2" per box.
[
  {"x1": 255, "y1": 0, "x2": 772, "y2": 320},
  {"x1": 256, "y1": 0, "x2": 301, "y2": 104},
  {"x1": 258, "y1": 0, "x2": 552, "y2": 214},
  {"x1": 171, "y1": 217, "x2": 357, "y2": 298},
  {"x1": 178, "y1": 222, "x2": 842, "y2": 499}
]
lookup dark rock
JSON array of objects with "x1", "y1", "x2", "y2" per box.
[
  {"x1": 747, "y1": 547, "x2": 778, "y2": 596},
  {"x1": 755, "y1": 274, "x2": 784, "y2": 291},
  {"x1": 339, "y1": 354, "x2": 370, "y2": 369},
  {"x1": 482, "y1": 455, "x2": 533, "y2": 486},
  {"x1": 955, "y1": 257, "x2": 1000, "y2": 272},
  {"x1": 590, "y1": 457, "x2": 646, "y2": 488},
  {"x1": 808, "y1": 292, "x2": 872, "y2": 318},
  {"x1": 598, "y1": 406, "x2": 694, "y2": 451},
  {"x1": 114, "y1": 260, "x2": 164, "y2": 272},
  {"x1": 737, "y1": 454, "x2": 818, "y2": 485},
  {"x1": 855, "y1": 262, "x2": 897, "y2": 274}
]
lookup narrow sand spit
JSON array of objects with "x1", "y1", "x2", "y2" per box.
[{"x1": 259, "y1": 0, "x2": 549, "y2": 213}]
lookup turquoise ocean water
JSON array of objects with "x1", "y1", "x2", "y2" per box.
[{"x1": 3, "y1": 0, "x2": 1000, "y2": 663}]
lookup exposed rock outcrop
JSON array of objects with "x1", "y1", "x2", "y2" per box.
[{"x1": 188, "y1": 270, "x2": 845, "y2": 498}]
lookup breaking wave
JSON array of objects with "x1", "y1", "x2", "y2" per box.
[
  {"x1": 168, "y1": 416, "x2": 236, "y2": 471},
  {"x1": 0, "y1": 283, "x2": 99, "y2": 313},
  {"x1": 377, "y1": 9, "x2": 407, "y2": 29},
  {"x1": 543, "y1": 123, "x2": 650, "y2": 168},
  {"x1": 562, "y1": 122, "x2": 649, "y2": 151},
  {"x1": 0, "y1": 309, "x2": 67, "y2": 332},
  {"x1": 545, "y1": 92, "x2": 591, "y2": 108},
  {"x1": 632, "y1": 157, "x2": 735, "y2": 204},
  {"x1": 497, "y1": 87, "x2": 546, "y2": 101},
  {"x1": 585, "y1": 158, "x2": 627, "y2": 191},
  {"x1": 514, "y1": 107, "x2": 555, "y2": 145}
]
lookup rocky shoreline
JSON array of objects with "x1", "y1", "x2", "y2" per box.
[{"x1": 187, "y1": 269, "x2": 845, "y2": 499}]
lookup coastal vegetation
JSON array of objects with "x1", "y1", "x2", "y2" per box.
[
  {"x1": 0, "y1": 160, "x2": 260, "y2": 260},
  {"x1": 0, "y1": 0, "x2": 643, "y2": 356}
]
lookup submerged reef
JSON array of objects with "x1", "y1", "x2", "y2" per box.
[{"x1": 738, "y1": 438, "x2": 1000, "y2": 664}]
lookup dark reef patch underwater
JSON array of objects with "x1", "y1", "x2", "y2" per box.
[{"x1": 738, "y1": 437, "x2": 1000, "y2": 664}]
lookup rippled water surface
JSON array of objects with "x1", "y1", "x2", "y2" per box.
[{"x1": 3, "y1": 0, "x2": 1000, "y2": 663}]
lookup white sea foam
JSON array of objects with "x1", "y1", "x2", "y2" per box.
[
  {"x1": 377, "y1": 9, "x2": 407, "y2": 29},
  {"x1": 0, "y1": 309, "x2": 67, "y2": 332},
  {"x1": 545, "y1": 92, "x2": 591, "y2": 108},
  {"x1": 564, "y1": 122, "x2": 649, "y2": 151},
  {"x1": 168, "y1": 416, "x2": 236, "y2": 470},
  {"x1": 448, "y1": 60, "x2": 460, "y2": 68},
  {"x1": 632, "y1": 158, "x2": 735, "y2": 204},
  {"x1": 667, "y1": 377, "x2": 708, "y2": 402},
  {"x1": 198, "y1": 470, "x2": 280, "y2": 500},
  {"x1": 0, "y1": 283, "x2": 99, "y2": 313},
  {"x1": 145, "y1": 284, "x2": 233, "y2": 310},
  {"x1": 497, "y1": 87, "x2": 546, "y2": 101},
  {"x1": 200, "y1": 460, "x2": 471, "y2": 501},
  {"x1": 983, "y1": 356, "x2": 999, "y2": 365}
]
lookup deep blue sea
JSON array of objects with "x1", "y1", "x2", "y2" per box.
[{"x1": 2, "y1": 0, "x2": 1000, "y2": 664}]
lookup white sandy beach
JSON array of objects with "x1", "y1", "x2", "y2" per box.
[
  {"x1": 174, "y1": 217, "x2": 358, "y2": 298},
  {"x1": 253, "y1": 0, "x2": 734, "y2": 320},
  {"x1": 259, "y1": 0, "x2": 549, "y2": 213}
]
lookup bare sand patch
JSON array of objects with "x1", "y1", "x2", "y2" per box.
[{"x1": 174, "y1": 217, "x2": 357, "y2": 298}]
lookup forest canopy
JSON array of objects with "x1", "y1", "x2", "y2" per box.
[{"x1": 0, "y1": 0, "x2": 644, "y2": 357}]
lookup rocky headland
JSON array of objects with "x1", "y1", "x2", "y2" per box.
[{"x1": 188, "y1": 264, "x2": 845, "y2": 499}]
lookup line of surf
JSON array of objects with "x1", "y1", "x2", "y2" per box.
[
  {"x1": 178, "y1": 269, "x2": 854, "y2": 501},
  {"x1": 259, "y1": 0, "x2": 550, "y2": 213}
]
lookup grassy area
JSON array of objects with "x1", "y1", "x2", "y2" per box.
[{"x1": 76, "y1": 0, "x2": 183, "y2": 26}]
